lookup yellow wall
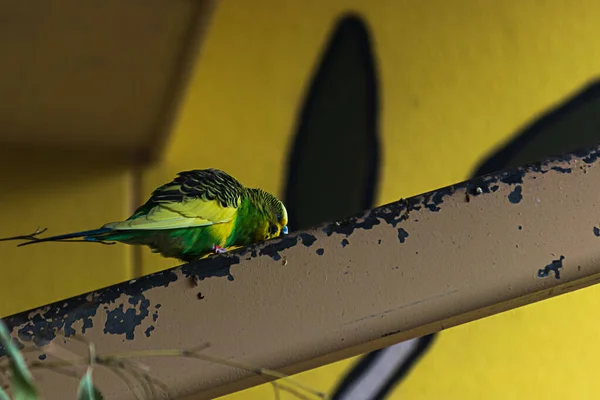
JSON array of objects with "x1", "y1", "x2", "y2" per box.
[
  {"x1": 0, "y1": 148, "x2": 132, "y2": 317},
  {"x1": 154, "y1": 1, "x2": 600, "y2": 399},
  {"x1": 4, "y1": 0, "x2": 600, "y2": 399}
]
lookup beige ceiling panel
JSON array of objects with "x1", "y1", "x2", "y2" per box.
[{"x1": 0, "y1": 0, "x2": 215, "y2": 159}]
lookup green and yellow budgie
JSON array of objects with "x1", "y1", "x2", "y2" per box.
[{"x1": 5, "y1": 169, "x2": 289, "y2": 262}]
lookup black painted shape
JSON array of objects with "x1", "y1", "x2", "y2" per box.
[
  {"x1": 472, "y1": 80, "x2": 600, "y2": 177},
  {"x1": 283, "y1": 13, "x2": 380, "y2": 232}
]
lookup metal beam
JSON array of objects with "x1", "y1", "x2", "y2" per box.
[{"x1": 4, "y1": 145, "x2": 600, "y2": 399}]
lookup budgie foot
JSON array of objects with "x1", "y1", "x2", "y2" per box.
[{"x1": 212, "y1": 245, "x2": 227, "y2": 254}]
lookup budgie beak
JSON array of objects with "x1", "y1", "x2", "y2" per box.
[{"x1": 282, "y1": 226, "x2": 288, "y2": 235}]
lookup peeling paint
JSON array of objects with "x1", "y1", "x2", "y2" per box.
[
  {"x1": 318, "y1": 148, "x2": 578, "y2": 243},
  {"x1": 508, "y1": 185, "x2": 523, "y2": 204},
  {"x1": 397, "y1": 228, "x2": 409, "y2": 243},
  {"x1": 181, "y1": 255, "x2": 239, "y2": 282},
  {"x1": 2, "y1": 268, "x2": 177, "y2": 355},
  {"x1": 104, "y1": 295, "x2": 150, "y2": 340},
  {"x1": 255, "y1": 232, "x2": 317, "y2": 262},
  {"x1": 323, "y1": 213, "x2": 382, "y2": 236},
  {"x1": 341, "y1": 239, "x2": 349, "y2": 247},
  {"x1": 575, "y1": 147, "x2": 600, "y2": 164},
  {"x1": 298, "y1": 233, "x2": 317, "y2": 247},
  {"x1": 2, "y1": 145, "x2": 597, "y2": 356},
  {"x1": 316, "y1": 248, "x2": 325, "y2": 255},
  {"x1": 144, "y1": 326, "x2": 155, "y2": 338},
  {"x1": 538, "y1": 255, "x2": 565, "y2": 279},
  {"x1": 499, "y1": 169, "x2": 527, "y2": 185}
]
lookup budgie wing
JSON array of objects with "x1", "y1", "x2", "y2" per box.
[{"x1": 106, "y1": 169, "x2": 245, "y2": 231}]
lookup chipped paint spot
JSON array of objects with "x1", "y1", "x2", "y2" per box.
[
  {"x1": 499, "y1": 169, "x2": 526, "y2": 185},
  {"x1": 323, "y1": 213, "x2": 382, "y2": 236},
  {"x1": 255, "y1": 232, "x2": 317, "y2": 262},
  {"x1": 508, "y1": 185, "x2": 523, "y2": 204},
  {"x1": 575, "y1": 147, "x2": 600, "y2": 164},
  {"x1": 317, "y1": 148, "x2": 586, "y2": 242},
  {"x1": 594, "y1": 226, "x2": 600, "y2": 237},
  {"x1": 551, "y1": 166, "x2": 572, "y2": 174},
  {"x1": 82, "y1": 317, "x2": 93, "y2": 334},
  {"x1": 538, "y1": 255, "x2": 565, "y2": 279},
  {"x1": 38, "y1": 354, "x2": 46, "y2": 361},
  {"x1": 316, "y1": 248, "x2": 325, "y2": 255},
  {"x1": 397, "y1": 228, "x2": 409, "y2": 243},
  {"x1": 518, "y1": 225, "x2": 523, "y2": 230},
  {"x1": 104, "y1": 295, "x2": 150, "y2": 340},
  {"x1": 2, "y1": 268, "x2": 178, "y2": 355},
  {"x1": 152, "y1": 311, "x2": 159, "y2": 323},
  {"x1": 181, "y1": 255, "x2": 239, "y2": 282},
  {"x1": 144, "y1": 326, "x2": 155, "y2": 338},
  {"x1": 341, "y1": 239, "x2": 349, "y2": 247},
  {"x1": 298, "y1": 233, "x2": 317, "y2": 247}
]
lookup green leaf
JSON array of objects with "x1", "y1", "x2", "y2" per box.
[
  {"x1": 0, "y1": 386, "x2": 11, "y2": 400},
  {"x1": 0, "y1": 320, "x2": 39, "y2": 400},
  {"x1": 77, "y1": 367, "x2": 104, "y2": 400}
]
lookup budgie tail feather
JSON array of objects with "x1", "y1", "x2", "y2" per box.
[{"x1": 17, "y1": 228, "x2": 117, "y2": 247}]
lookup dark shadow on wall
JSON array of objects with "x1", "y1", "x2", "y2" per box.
[
  {"x1": 282, "y1": 12, "x2": 600, "y2": 398},
  {"x1": 282, "y1": 13, "x2": 437, "y2": 400},
  {"x1": 473, "y1": 80, "x2": 600, "y2": 176},
  {"x1": 283, "y1": 13, "x2": 379, "y2": 231}
]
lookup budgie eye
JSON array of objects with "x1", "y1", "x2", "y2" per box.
[{"x1": 269, "y1": 224, "x2": 278, "y2": 235}]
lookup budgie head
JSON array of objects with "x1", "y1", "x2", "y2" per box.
[{"x1": 247, "y1": 188, "x2": 289, "y2": 241}]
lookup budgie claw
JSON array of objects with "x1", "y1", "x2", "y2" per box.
[
  {"x1": 212, "y1": 245, "x2": 227, "y2": 254},
  {"x1": 0, "y1": 227, "x2": 48, "y2": 242}
]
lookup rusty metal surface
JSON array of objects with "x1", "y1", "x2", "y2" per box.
[{"x1": 4, "y1": 145, "x2": 600, "y2": 399}]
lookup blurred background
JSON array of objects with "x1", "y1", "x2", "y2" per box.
[{"x1": 2, "y1": 1, "x2": 600, "y2": 399}]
